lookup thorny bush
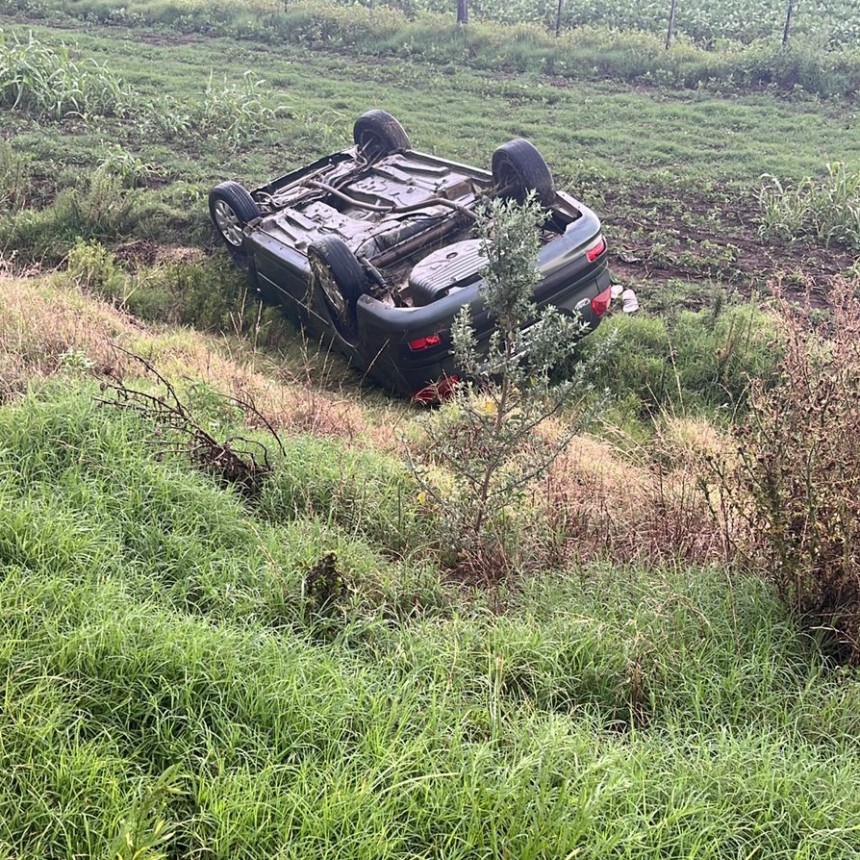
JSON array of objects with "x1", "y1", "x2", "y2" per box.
[{"x1": 714, "y1": 280, "x2": 860, "y2": 663}]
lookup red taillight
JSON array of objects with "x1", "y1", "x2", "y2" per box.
[
  {"x1": 586, "y1": 236, "x2": 606, "y2": 263},
  {"x1": 411, "y1": 375, "x2": 460, "y2": 405},
  {"x1": 408, "y1": 334, "x2": 442, "y2": 352},
  {"x1": 591, "y1": 286, "x2": 612, "y2": 317}
]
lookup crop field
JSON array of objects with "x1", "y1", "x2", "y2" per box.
[
  {"x1": 17, "y1": 0, "x2": 860, "y2": 47},
  {"x1": 343, "y1": 0, "x2": 860, "y2": 48},
  {"x1": 2, "y1": 5, "x2": 860, "y2": 859}
]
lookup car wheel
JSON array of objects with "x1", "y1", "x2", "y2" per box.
[
  {"x1": 491, "y1": 138, "x2": 556, "y2": 206},
  {"x1": 353, "y1": 109, "x2": 411, "y2": 161},
  {"x1": 308, "y1": 237, "x2": 366, "y2": 344},
  {"x1": 209, "y1": 181, "x2": 260, "y2": 262}
]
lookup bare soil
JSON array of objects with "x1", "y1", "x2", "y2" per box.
[{"x1": 605, "y1": 185, "x2": 857, "y2": 308}]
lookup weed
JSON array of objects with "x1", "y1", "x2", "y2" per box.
[
  {"x1": 63, "y1": 238, "x2": 126, "y2": 301},
  {"x1": 0, "y1": 168, "x2": 141, "y2": 263},
  {"x1": 0, "y1": 28, "x2": 133, "y2": 118},
  {"x1": 759, "y1": 163, "x2": 860, "y2": 250},
  {"x1": 578, "y1": 302, "x2": 779, "y2": 419},
  {"x1": 97, "y1": 143, "x2": 152, "y2": 189},
  {"x1": 714, "y1": 280, "x2": 860, "y2": 663},
  {"x1": 145, "y1": 71, "x2": 280, "y2": 148},
  {"x1": 0, "y1": 138, "x2": 28, "y2": 210}
]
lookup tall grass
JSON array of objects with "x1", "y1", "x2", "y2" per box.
[
  {"x1": 759, "y1": 163, "x2": 860, "y2": 250},
  {"x1": 0, "y1": 385, "x2": 859, "y2": 857},
  {"x1": 0, "y1": 31, "x2": 278, "y2": 147},
  {"x1": 0, "y1": 27, "x2": 132, "y2": 118},
  {"x1": 0, "y1": 138, "x2": 28, "y2": 210},
  {"x1": 145, "y1": 71, "x2": 281, "y2": 148}
]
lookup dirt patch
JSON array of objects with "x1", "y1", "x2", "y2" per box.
[
  {"x1": 605, "y1": 184, "x2": 857, "y2": 308},
  {"x1": 112, "y1": 240, "x2": 206, "y2": 270}
]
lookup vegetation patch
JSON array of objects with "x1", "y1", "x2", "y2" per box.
[
  {"x1": 715, "y1": 281, "x2": 860, "y2": 663},
  {"x1": 1, "y1": 384, "x2": 860, "y2": 857},
  {"x1": 759, "y1": 163, "x2": 860, "y2": 250},
  {"x1": 0, "y1": 27, "x2": 132, "y2": 117}
]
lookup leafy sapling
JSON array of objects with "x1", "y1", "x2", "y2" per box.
[{"x1": 409, "y1": 192, "x2": 599, "y2": 572}]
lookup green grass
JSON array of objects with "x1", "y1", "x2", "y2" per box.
[
  {"x1": 759, "y1": 162, "x2": 860, "y2": 250},
  {"x1": 1, "y1": 384, "x2": 859, "y2": 857},
  {"x1": 578, "y1": 301, "x2": 779, "y2": 417},
  {"x1": 1, "y1": 17, "x2": 860, "y2": 853},
  {"x1": 297, "y1": 0, "x2": 860, "y2": 48}
]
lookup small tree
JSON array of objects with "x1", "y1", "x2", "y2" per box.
[
  {"x1": 457, "y1": 0, "x2": 468, "y2": 25},
  {"x1": 407, "y1": 194, "x2": 598, "y2": 575}
]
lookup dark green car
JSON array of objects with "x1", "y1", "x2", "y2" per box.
[{"x1": 209, "y1": 110, "x2": 612, "y2": 400}]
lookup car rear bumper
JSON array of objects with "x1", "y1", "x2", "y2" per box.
[{"x1": 354, "y1": 257, "x2": 611, "y2": 396}]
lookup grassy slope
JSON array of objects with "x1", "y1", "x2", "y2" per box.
[
  {"x1": 2, "y1": 372, "x2": 860, "y2": 858},
  {"x1": 2, "y1": 15, "x2": 860, "y2": 859}
]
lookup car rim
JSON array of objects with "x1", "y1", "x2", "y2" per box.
[
  {"x1": 213, "y1": 199, "x2": 244, "y2": 247},
  {"x1": 311, "y1": 257, "x2": 347, "y2": 318},
  {"x1": 495, "y1": 156, "x2": 520, "y2": 197}
]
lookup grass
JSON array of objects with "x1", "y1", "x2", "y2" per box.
[
  {"x1": 7, "y1": 0, "x2": 860, "y2": 98},
  {"x1": 759, "y1": 162, "x2": 860, "y2": 250},
  {"x1": 1, "y1": 383, "x2": 859, "y2": 857},
  {"x1": 288, "y1": 0, "x2": 860, "y2": 47},
  {"x1": 0, "y1": 26, "x2": 132, "y2": 117},
  {"x1": 578, "y1": 301, "x2": 779, "y2": 417},
  {"x1": 1, "y1": 19, "x2": 858, "y2": 308},
  {"x1": 1, "y1": 9, "x2": 860, "y2": 856}
]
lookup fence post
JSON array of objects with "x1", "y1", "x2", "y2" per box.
[
  {"x1": 457, "y1": 0, "x2": 468, "y2": 25},
  {"x1": 665, "y1": 0, "x2": 677, "y2": 49},
  {"x1": 555, "y1": 0, "x2": 564, "y2": 37},
  {"x1": 782, "y1": 0, "x2": 795, "y2": 47}
]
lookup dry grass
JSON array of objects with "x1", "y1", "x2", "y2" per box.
[
  {"x1": 535, "y1": 417, "x2": 732, "y2": 568},
  {"x1": 0, "y1": 274, "x2": 397, "y2": 441}
]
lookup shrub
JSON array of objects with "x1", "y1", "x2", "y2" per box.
[
  {"x1": 715, "y1": 281, "x2": 860, "y2": 663},
  {"x1": 407, "y1": 195, "x2": 598, "y2": 574},
  {"x1": 63, "y1": 238, "x2": 125, "y2": 302}
]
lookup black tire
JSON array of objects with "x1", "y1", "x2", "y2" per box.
[
  {"x1": 308, "y1": 237, "x2": 366, "y2": 343},
  {"x1": 209, "y1": 181, "x2": 260, "y2": 262},
  {"x1": 491, "y1": 138, "x2": 556, "y2": 206},
  {"x1": 353, "y1": 109, "x2": 411, "y2": 161}
]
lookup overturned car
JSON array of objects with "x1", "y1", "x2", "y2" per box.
[{"x1": 209, "y1": 110, "x2": 612, "y2": 399}]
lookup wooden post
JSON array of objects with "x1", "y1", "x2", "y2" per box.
[
  {"x1": 665, "y1": 0, "x2": 677, "y2": 49},
  {"x1": 457, "y1": 0, "x2": 468, "y2": 25},
  {"x1": 782, "y1": 0, "x2": 795, "y2": 47},
  {"x1": 555, "y1": 0, "x2": 564, "y2": 37}
]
